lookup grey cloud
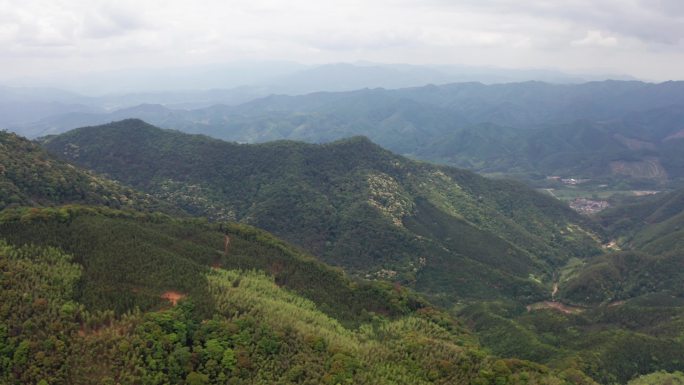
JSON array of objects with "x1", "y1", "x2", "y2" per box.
[
  {"x1": 0, "y1": 0, "x2": 682, "y2": 81},
  {"x1": 80, "y1": 5, "x2": 149, "y2": 39},
  {"x1": 303, "y1": 31, "x2": 414, "y2": 51},
  {"x1": 647, "y1": 0, "x2": 684, "y2": 16},
  {"x1": 417, "y1": 0, "x2": 684, "y2": 45}
]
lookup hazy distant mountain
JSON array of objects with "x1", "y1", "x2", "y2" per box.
[
  {"x1": 28, "y1": 79, "x2": 682, "y2": 135},
  {"x1": 8, "y1": 61, "x2": 634, "y2": 95},
  {"x1": 262, "y1": 63, "x2": 457, "y2": 93},
  {"x1": 1, "y1": 61, "x2": 637, "y2": 132},
  {"x1": 24, "y1": 80, "x2": 684, "y2": 187},
  {"x1": 418, "y1": 104, "x2": 684, "y2": 185},
  {"x1": 7, "y1": 61, "x2": 307, "y2": 95},
  {"x1": 0, "y1": 86, "x2": 103, "y2": 128}
]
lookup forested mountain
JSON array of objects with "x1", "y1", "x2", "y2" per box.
[
  {"x1": 0, "y1": 130, "x2": 174, "y2": 213},
  {"x1": 4, "y1": 0, "x2": 684, "y2": 382},
  {"x1": 557, "y1": 187, "x2": 684, "y2": 305},
  {"x1": 3, "y1": 205, "x2": 593, "y2": 385},
  {"x1": 598, "y1": 187, "x2": 684, "y2": 243},
  {"x1": 462, "y1": 280, "x2": 684, "y2": 384},
  {"x1": 459, "y1": 187, "x2": 684, "y2": 385},
  {"x1": 4, "y1": 121, "x2": 684, "y2": 383},
  {"x1": 419, "y1": 104, "x2": 684, "y2": 185},
  {"x1": 24, "y1": 80, "x2": 684, "y2": 188},
  {"x1": 42, "y1": 119, "x2": 602, "y2": 306},
  {"x1": 0, "y1": 138, "x2": 587, "y2": 384}
]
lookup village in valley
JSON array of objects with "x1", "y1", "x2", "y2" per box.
[{"x1": 541, "y1": 175, "x2": 662, "y2": 215}]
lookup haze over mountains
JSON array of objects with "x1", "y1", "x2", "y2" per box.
[
  {"x1": 1, "y1": 61, "x2": 636, "y2": 128},
  {"x1": 10, "y1": 78, "x2": 684, "y2": 190},
  {"x1": 9, "y1": 62, "x2": 681, "y2": 193},
  {"x1": 5, "y1": 61, "x2": 635, "y2": 95}
]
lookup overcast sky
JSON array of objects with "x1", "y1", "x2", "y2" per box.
[{"x1": 1, "y1": 0, "x2": 683, "y2": 82}]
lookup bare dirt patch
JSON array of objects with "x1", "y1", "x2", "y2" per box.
[
  {"x1": 603, "y1": 240, "x2": 620, "y2": 250},
  {"x1": 161, "y1": 291, "x2": 186, "y2": 306},
  {"x1": 632, "y1": 190, "x2": 659, "y2": 196},
  {"x1": 527, "y1": 301, "x2": 584, "y2": 315}
]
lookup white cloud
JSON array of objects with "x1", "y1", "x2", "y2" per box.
[
  {"x1": 79, "y1": 4, "x2": 147, "y2": 39},
  {"x1": 0, "y1": 0, "x2": 682, "y2": 81}
]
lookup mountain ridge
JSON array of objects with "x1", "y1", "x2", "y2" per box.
[
  {"x1": 0, "y1": 126, "x2": 597, "y2": 385},
  {"x1": 20, "y1": 80, "x2": 684, "y2": 189},
  {"x1": 0, "y1": 129, "x2": 178, "y2": 214},
  {"x1": 42, "y1": 119, "x2": 602, "y2": 305}
]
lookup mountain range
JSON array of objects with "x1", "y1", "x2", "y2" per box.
[
  {"x1": 36, "y1": 119, "x2": 684, "y2": 383},
  {"x1": 0, "y1": 126, "x2": 605, "y2": 385},
  {"x1": 15, "y1": 80, "x2": 684, "y2": 190},
  {"x1": 7, "y1": 61, "x2": 633, "y2": 95},
  {"x1": 3, "y1": 108, "x2": 684, "y2": 384},
  {"x1": 41, "y1": 119, "x2": 603, "y2": 305}
]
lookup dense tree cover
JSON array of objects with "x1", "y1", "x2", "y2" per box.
[
  {"x1": 559, "y1": 187, "x2": 684, "y2": 305},
  {"x1": 5, "y1": 119, "x2": 683, "y2": 383},
  {"x1": 0, "y1": 205, "x2": 424, "y2": 326},
  {"x1": 41, "y1": 120, "x2": 601, "y2": 304},
  {"x1": 458, "y1": 186, "x2": 684, "y2": 384},
  {"x1": 559, "y1": 251, "x2": 684, "y2": 305},
  {"x1": 0, "y1": 130, "x2": 177, "y2": 213},
  {"x1": 627, "y1": 371, "x2": 684, "y2": 385},
  {"x1": 0, "y1": 241, "x2": 82, "y2": 384},
  {"x1": 597, "y1": 188, "x2": 684, "y2": 242},
  {"x1": 415, "y1": 109, "x2": 684, "y2": 188},
  {"x1": 0, "y1": 222, "x2": 593, "y2": 384},
  {"x1": 460, "y1": 299, "x2": 684, "y2": 385}
]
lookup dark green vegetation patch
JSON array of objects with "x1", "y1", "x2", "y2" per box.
[{"x1": 42, "y1": 119, "x2": 602, "y2": 305}]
